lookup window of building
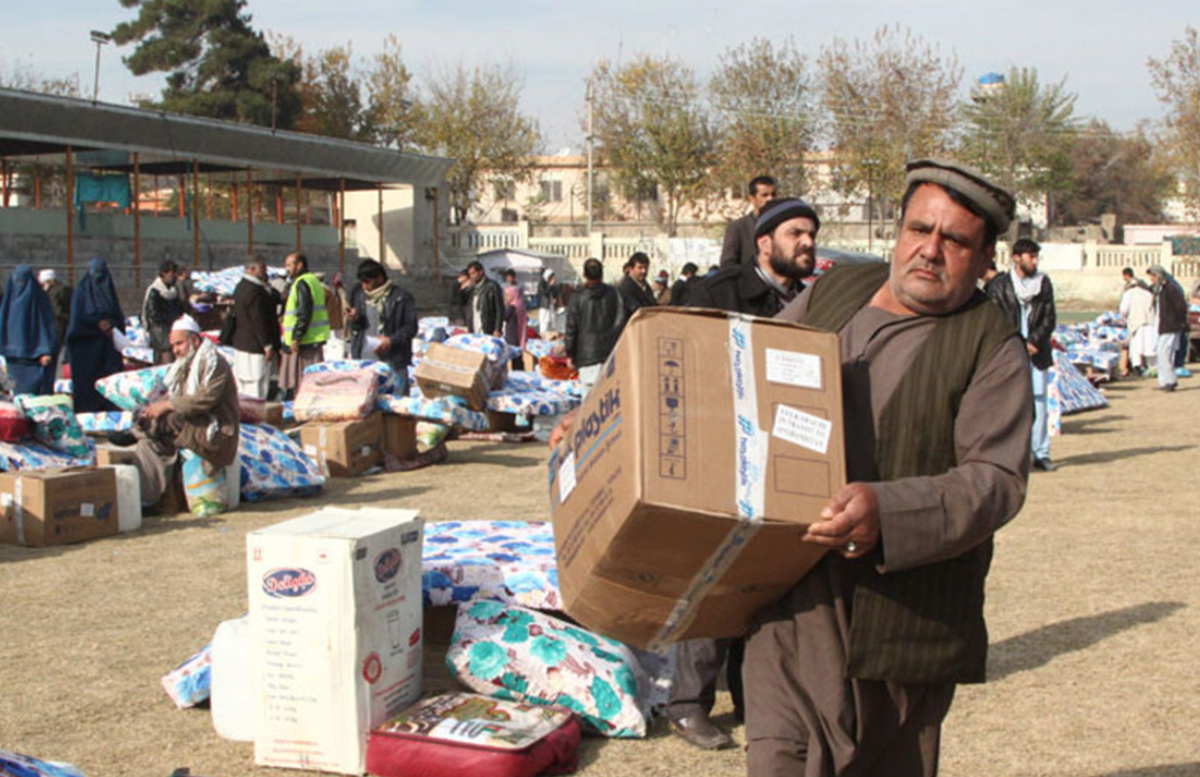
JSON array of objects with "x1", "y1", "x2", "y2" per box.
[
  {"x1": 493, "y1": 178, "x2": 515, "y2": 202},
  {"x1": 539, "y1": 179, "x2": 563, "y2": 203}
]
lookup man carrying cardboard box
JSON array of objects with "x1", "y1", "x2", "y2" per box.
[
  {"x1": 745, "y1": 160, "x2": 1032, "y2": 776},
  {"x1": 669, "y1": 197, "x2": 820, "y2": 751}
]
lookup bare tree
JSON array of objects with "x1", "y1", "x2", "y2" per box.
[
  {"x1": 588, "y1": 53, "x2": 716, "y2": 236},
  {"x1": 412, "y1": 63, "x2": 541, "y2": 224},
  {"x1": 1148, "y1": 25, "x2": 1200, "y2": 219},
  {"x1": 709, "y1": 37, "x2": 814, "y2": 205},
  {"x1": 817, "y1": 25, "x2": 961, "y2": 207}
]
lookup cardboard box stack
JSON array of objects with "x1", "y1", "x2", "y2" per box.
[
  {"x1": 300, "y1": 412, "x2": 385, "y2": 477},
  {"x1": 413, "y1": 342, "x2": 505, "y2": 411},
  {"x1": 548, "y1": 307, "x2": 845, "y2": 649},
  {"x1": 0, "y1": 468, "x2": 119, "y2": 547},
  {"x1": 247, "y1": 507, "x2": 424, "y2": 774}
]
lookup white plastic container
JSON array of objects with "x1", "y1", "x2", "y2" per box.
[
  {"x1": 211, "y1": 615, "x2": 255, "y2": 742},
  {"x1": 107, "y1": 464, "x2": 142, "y2": 533}
]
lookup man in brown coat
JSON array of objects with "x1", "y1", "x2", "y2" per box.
[
  {"x1": 135, "y1": 315, "x2": 240, "y2": 507},
  {"x1": 745, "y1": 160, "x2": 1032, "y2": 776}
]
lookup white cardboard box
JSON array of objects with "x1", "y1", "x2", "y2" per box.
[{"x1": 247, "y1": 507, "x2": 424, "y2": 774}]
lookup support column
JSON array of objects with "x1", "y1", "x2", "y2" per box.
[
  {"x1": 247, "y1": 168, "x2": 255, "y2": 255},
  {"x1": 295, "y1": 176, "x2": 302, "y2": 252},
  {"x1": 66, "y1": 146, "x2": 75, "y2": 283},
  {"x1": 134, "y1": 153, "x2": 142, "y2": 289},
  {"x1": 378, "y1": 185, "x2": 385, "y2": 264},
  {"x1": 339, "y1": 178, "x2": 346, "y2": 277},
  {"x1": 192, "y1": 159, "x2": 201, "y2": 268}
]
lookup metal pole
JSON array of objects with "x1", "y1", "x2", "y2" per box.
[
  {"x1": 432, "y1": 187, "x2": 441, "y2": 279},
  {"x1": 338, "y1": 178, "x2": 346, "y2": 276},
  {"x1": 295, "y1": 176, "x2": 302, "y2": 252},
  {"x1": 378, "y1": 185, "x2": 384, "y2": 263},
  {"x1": 2, "y1": 157, "x2": 8, "y2": 207},
  {"x1": 586, "y1": 80, "x2": 594, "y2": 235},
  {"x1": 192, "y1": 159, "x2": 201, "y2": 268},
  {"x1": 246, "y1": 168, "x2": 254, "y2": 254},
  {"x1": 134, "y1": 153, "x2": 141, "y2": 289},
  {"x1": 66, "y1": 145, "x2": 75, "y2": 284}
]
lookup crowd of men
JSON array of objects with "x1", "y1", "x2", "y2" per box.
[{"x1": 2, "y1": 157, "x2": 1196, "y2": 777}]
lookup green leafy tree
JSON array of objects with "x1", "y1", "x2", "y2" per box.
[
  {"x1": 959, "y1": 66, "x2": 1078, "y2": 204},
  {"x1": 589, "y1": 53, "x2": 716, "y2": 235},
  {"x1": 709, "y1": 37, "x2": 813, "y2": 203},
  {"x1": 818, "y1": 25, "x2": 961, "y2": 205},
  {"x1": 112, "y1": 0, "x2": 300, "y2": 128},
  {"x1": 1148, "y1": 25, "x2": 1200, "y2": 218},
  {"x1": 411, "y1": 63, "x2": 541, "y2": 224},
  {"x1": 1056, "y1": 120, "x2": 1170, "y2": 227}
]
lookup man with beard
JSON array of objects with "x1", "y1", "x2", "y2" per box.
[
  {"x1": 134, "y1": 315, "x2": 240, "y2": 507},
  {"x1": 688, "y1": 198, "x2": 819, "y2": 320},
  {"x1": 668, "y1": 197, "x2": 819, "y2": 751}
]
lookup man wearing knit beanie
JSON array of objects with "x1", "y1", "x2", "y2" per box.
[
  {"x1": 666, "y1": 196, "x2": 819, "y2": 752},
  {"x1": 686, "y1": 197, "x2": 819, "y2": 322}
]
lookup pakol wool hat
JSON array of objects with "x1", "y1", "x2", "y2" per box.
[{"x1": 905, "y1": 158, "x2": 1016, "y2": 234}]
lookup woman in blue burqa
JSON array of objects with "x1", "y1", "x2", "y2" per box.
[
  {"x1": 67, "y1": 258, "x2": 125, "y2": 412},
  {"x1": 0, "y1": 264, "x2": 59, "y2": 395}
]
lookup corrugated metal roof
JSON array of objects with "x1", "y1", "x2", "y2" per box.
[{"x1": 0, "y1": 87, "x2": 453, "y2": 187}]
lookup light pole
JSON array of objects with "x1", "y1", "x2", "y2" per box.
[
  {"x1": 863, "y1": 157, "x2": 879, "y2": 253},
  {"x1": 90, "y1": 30, "x2": 112, "y2": 105}
]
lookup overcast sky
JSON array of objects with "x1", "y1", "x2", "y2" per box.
[{"x1": 5, "y1": 1, "x2": 1196, "y2": 152}]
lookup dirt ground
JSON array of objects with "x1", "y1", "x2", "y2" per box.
[{"x1": 3, "y1": 374, "x2": 1200, "y2": 777}]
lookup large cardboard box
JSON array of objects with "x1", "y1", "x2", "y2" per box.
[
  {"x1": 381, "y1": 414, "x2": 418, "y2": 461},
  {"x1": 0, "y1": 468, "x2": 119, "y2": 547},
  {"x1": 248, "y1": 507, "x2": 424, "y2": 774},
  {"x1": 300, "y1": 413, "x2": 384, "y2": 477},
  {"x1": 548, "y1": 308, "x2": 845, "y2": 649},
  {"x1": 413, "y1": 342, "x2": 494, "y2": 410}
]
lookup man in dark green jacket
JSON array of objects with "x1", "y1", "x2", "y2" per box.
[{"x1": 744, "y1": 160, "x2": 1032, "y2": 777}]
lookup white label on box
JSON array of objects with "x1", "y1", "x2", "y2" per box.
[
  {"x1": 361, "y1": 446, "x2": 371, "y2": 457},
  {"x1": 0, "y1": 493, "x2": 11, "y2": 507},
  {"x1": 772, "y1": 405, "x2": 832, "y2": 455},
  {"x1": 765, "y1": 349, "x2": 822, "y2": 390},
  {"x1": 80, "y1": 502, "x2": 95, "y2": 517},
  {"x1": 304, "y1": 444, "x2": 317, "y2": 457},
  {"x1": 558, "y1": 452, "x2": 577, "y2": 503}
]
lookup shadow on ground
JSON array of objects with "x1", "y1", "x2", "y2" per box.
[
  {"x1": 1086, "y1": 765, "x2": 1200, "y2": 777},
  {"x1": 989, "y1": 601, "x2": 1185, "y2": 681},
  {"x1": 1062, "y1": 413, "x2": 1130, "y2": 435},
  {"x1": 1056, "y1": 444, "x2": 1196, "y2": 467}
]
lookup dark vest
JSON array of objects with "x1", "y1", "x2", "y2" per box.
[{"x1": 801, "y1": 263, "x2": 1016, "y2": 684}]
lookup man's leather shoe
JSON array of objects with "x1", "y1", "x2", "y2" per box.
[
  {"x1": 670, "y1": 712, "x2": 732, "y2": 750},
  {"x1": 1033, "y1": 458, "x2": 1057, "y2": 472}
]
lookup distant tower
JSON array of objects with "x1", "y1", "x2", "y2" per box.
[{"x1": 971, "y1": 72, "x2": 1006, "y2": 103}]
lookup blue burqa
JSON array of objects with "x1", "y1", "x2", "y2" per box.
[
  {"x1": 0, "y1": 265, "x2": 59, "y2": 395},
  {"x1": 66, "y1": 258, "x2": 125, "y2": 412}
]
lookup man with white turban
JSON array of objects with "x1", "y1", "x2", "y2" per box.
[{"x1": 134, "y1": 315, "x2": 240, "y2": 506}]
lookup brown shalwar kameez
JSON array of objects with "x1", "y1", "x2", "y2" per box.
[
  {"x1": 742, "y1": 296, "x2": 1032, "y2": 777},
  {"x1": 135, "y1": 348, "x2": 240, "y2": 505}
]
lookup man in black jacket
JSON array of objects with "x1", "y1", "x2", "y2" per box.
[
  {"x1": 667, "y1": 197, "x2": 820, "y2": 752},
  {"x1": 669, "y1": 263, "x2": 698, "y2": 307},
  {"x1": 985, "y1": 239, "x2": 1058, "y2": 470},
  {"x1": 564, "y1": 258, "x2": 625, "y2": 394},
  {"x1": 617, "y1": 252, "x2": 658, "y2": 319},
  {"x1": 348, "y1": 259, "x2": 419, "y2": 392},
  {"x1": 1147, "y1": 264, "x2": 1188, "y2": 392},
  {"x1": 719, "y1": 175, "x2": 777, "y2": 269},
  {"x1": 467, "y1": 260, "x2": 504, "y2": 336},
  {"x1": 689, "y1": 198, "x2": 819, "y2": 319},
  {"x1": 230, "y1": 256, "x2": 281, "y2": 399}
]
